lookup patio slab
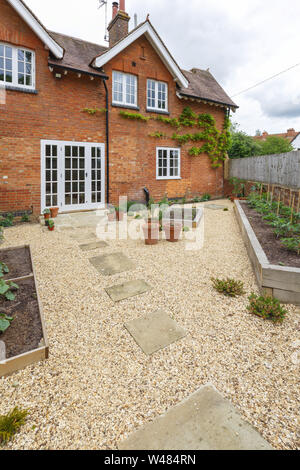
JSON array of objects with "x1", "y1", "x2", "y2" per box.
[
  {"x1": 105, "y1": 280, "x2": 151, "y2": 302},
  {"x1": 90, "y1": 252, "x2": 135, "y2": 276},
  {"x1": 124, "y1": 309, "x2": 186, "y2": 355},
  {"x1": 79, "y1": 241, "x2": 108, "y2": 252},
  {"x1": 69, "y1": 232, "x2": 97, "y2": 241},
  {"x1": 205, "y1": 204, "x2": 227, "y2": 210},
  {"x1": 118, "y1": 385, "x2": 273, "y2": 450}
]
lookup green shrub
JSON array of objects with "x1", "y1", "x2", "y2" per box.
[
  {"x1": 21, "y1": 214, "x2": 29, "y2": 223},
  {"x1": 247, "y1": 293, "x2": 287, "y2": 323},
  {"x1": 200, "y1": 194, "x2": 211, "y2": 202},
  {"x1": 211, "y1": 278, "x2": 245, "y2": 297},
  {"x1": 0, "y1": 407, "x2": 28, "y2": 445},
  {"x1": 0, "y1": 213, "x2": 14, "y2": 227}
]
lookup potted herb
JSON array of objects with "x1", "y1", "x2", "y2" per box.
[
  {"x1": 48, "y1": 219, "x2": 55, "y2": 231},
  {"x1": 164, "y1": 220, "x2": 183, "y2": 243},
  {"x1": 142, "y1": 222, "x2": 160, "y2": 245},
  {"x1": 43, "y1": 209, "x2": 51, "y2": 226},
  {"x1": 229, "y1": 177, "x2": 246, "y2": 201},
  {"x1": 50, "y1": 207, "x2": 59, "y2": 218}
]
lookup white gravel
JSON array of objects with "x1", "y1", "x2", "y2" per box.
[{"x1": 0, "y1": 200, "x2": 299, "y2": 450}]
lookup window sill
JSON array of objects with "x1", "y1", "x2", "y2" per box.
[
  {"x1": 2, "y1": 84, "x2": 38, "y2": 94},
  {"x1": 112, "y1": 103, "x2": 139, "y2": 111},
  {"x1": 146, "y1": 108, "x2": 170, "y2": 115},
  {"x1": 157, "y1": 177, "x2": 181, "y2": 181}
]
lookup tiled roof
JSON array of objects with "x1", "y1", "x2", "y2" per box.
[
  {"x1": 180, "y1": 69, "x2": 238, "y2": 109},
  {"x1": 253, "y1": 129, "x2": 300, "y2": 143},
  {"x1": 48, "y1": 31, "x2": 108, "y2": 77}
]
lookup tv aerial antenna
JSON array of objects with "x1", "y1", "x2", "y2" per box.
[{"x1": 98, "y1": 0, "x2": 109, "y2": 43}]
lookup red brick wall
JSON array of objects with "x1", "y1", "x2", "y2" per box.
[{"x1": 0, "y1": 0, "x2": 226, "y2": 214}]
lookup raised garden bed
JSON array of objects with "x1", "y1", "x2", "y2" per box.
[
  {"x1": 0, "y1": 245, "x2": 48, "y2": 377},
  {"x1": 234, "y1": 201, "x2": 300, "y2": 305}
]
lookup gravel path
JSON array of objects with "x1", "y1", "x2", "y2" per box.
[{"x1": 0, "y1": 200, "x2": 299, "y2": 450}]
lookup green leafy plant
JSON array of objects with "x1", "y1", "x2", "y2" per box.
[
  {"x1": 43, "y1": 209, "x2": 50, "y2": 215},
  {"x1": 281, "y1": 238, "x2": 300, "y2": 254},
  {"x1": 200, "y1": 194, "x2": 211, "y2": 202},
  {"x1": 247, "y1": 293, "x2": 287, "y2": 323},
  {"x1": 48, "y1": 219, "x2": 55, "y2": 229},
  {"x1": 0, "y1": 407, "x2": 28, "y2": 445},
  {"x1": 0, "y1": 279, "x2": 19, "y2": 301},
  {"x1": 82, "y1": 107, "x2": 106, "y2": 115},
  {"x1": 0, "y1": 213, "x2": 14, "y2": 227},
  {"x1": 119, "y1": 110, "x2": 150, "y2": 122},
  {"x1": 0, "y1": 262, "x2": 9, "y2": 278},
  {"x1": 21, "y1": 214, "x2": 29, "y2": 223},
  {"x1": 212, "y1": 277, "x2": 245, "y2": 297},
  {"x1": 0, "y1": 313, "x2": 13, "y2": 333},
  {"x1": 229, "y1": 177, "x2": 246, "y2": 198},
  {"x1": 149, "y1": 131, "x2": 166, "y2": 138}
]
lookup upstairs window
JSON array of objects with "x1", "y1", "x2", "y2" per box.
[
  {"x1": 112, "y1": 71, "x2": 137, "y2": 107},
  {"x1": 0, "y1": 43, "x2": 35, "y2": 89},
  {"x1": 147, "y1": 79, "x2": 168, "y2": 112}
]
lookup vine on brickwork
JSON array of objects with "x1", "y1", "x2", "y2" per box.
[{"x1": 118, "y1": 106, "x2": 231, "y2": 168}]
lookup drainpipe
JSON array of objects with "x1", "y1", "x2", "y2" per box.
[{"x1": 103, "y1": 78, "x2": 110, "y2": 205}]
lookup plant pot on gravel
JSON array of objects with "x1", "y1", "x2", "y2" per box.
[
  {"x1": 115, "y1": 208, "x2": 124, "y2": 222},
  {"x1": 50, "y1": 207, "x2": 59, "y2": 218},
  {"x1": 43, "y1": 209, "x2": 50, "y2": 225},
  {"x1": 164, "y1": 222, "x2": 182, "y2": 243},
  {"x1": 48, "y1": 220, "x2": 55, "y2": 232},
  {"x1": 142, "y1": 223, "x2": 159, "y2": 245}
]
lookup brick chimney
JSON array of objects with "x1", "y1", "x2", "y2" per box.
[
  {"x1": 108, "y1": 1, "x2": 130, "y2": 48},
  {"x1": 287, "y1": 128, "x2": 296, "y2": 136}
]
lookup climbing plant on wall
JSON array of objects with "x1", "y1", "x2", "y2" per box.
[{"x1": 119, "y1": 107, "x2": 231, "y2": 168}]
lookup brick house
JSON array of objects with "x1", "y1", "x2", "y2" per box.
[{"x1": 0, "y1": 0, "x2": 237, "y2": 215}]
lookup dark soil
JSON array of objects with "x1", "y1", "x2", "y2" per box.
[
  {"x1": 0, "y1": 277, "x2": 43, "y2": 359},
  {"x1": 0, "y1": 246, "x2": 32, "y2": 280},
  {"x1": 241, "y1": 201, "x2": 300, "y2": 268}
]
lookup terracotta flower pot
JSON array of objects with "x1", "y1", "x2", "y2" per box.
[
  {"x1": 164, "y1": 223, "x2": 182, "y2": 242},
  {"x1": 50, "y1": 207, "x2": 59, "y2": 218},
  {"x1": 44, "y1": 213, "x2": 50, "y2": 220},
  {"x1": 116, "y1": 210, "x2": 124, "y2": 222},
  {"x1": 142, "y1": 223, "x2": 159, "y2": 245}
]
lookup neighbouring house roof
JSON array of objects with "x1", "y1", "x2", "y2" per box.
[
  {"x1": 93, "y1": 20, "x2": 189, "y2": 89},
  {"x1": 7, "y1": 0, "x2": 64, "y2": 58},
  {"x1": 48, "y1": 32, "x2": 108, "y2": 78},
  {"x1": 253, "y1": 129, "x2": 300, "y2": 144},
  {"x1": 179, "y1": 69, "x2": 238, "y2": 110}
]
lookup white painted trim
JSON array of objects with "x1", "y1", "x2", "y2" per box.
[
  {"x1": 112, "y1": 70, "x2": 137, "y2": 107},
  {"x1": 0, "y1": 42, "x2": 35, "y2": 90},
  {"x1": 156, "y1": 147, "x2": 181, "y2": 180},
  {"x1": 94, "y1": 22, "x2": 189, "y2": 89},
  {"x1": 147, "y1": 79, "x2": 168, "y2": 112},
  {"x1": 7, "y1": 0, "x2": 64, "y2": 59},
  {"x1": 41, "y1": 140, "x2": 105, "y2": 213}
]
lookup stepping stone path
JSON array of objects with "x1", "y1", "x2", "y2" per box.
[
  {"x1": 70, "y1": 232, "x2": 97, "y2": 241},
  {"x1": 118, "y1": 385, "x2": 273, "y2": 450},
  {"x1": 205, "y1": 204, "x2": 227, "y2": 210},
  {"x1": 105, "y1": 280, "x2": 151, "y2": 302},
  {"x1": 79, "y1": 241, "x2": 108, "y2": 252},
  {"x1": 89, "y1": 252, "x2": 135, "y2": 276},
  {"x1": 125, "y1": 309, "x2": 186, "y2": 355}
]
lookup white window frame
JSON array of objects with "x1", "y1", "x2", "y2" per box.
[
  {"x1": 147, "y1": 79, "x2": 168, "y2": 112},
  {"x1": 156, "y1": 147, "x2": 181, "y2": 180},
  {"x1": 0, "y1": 42, "x2": 35, "y2": 90},
  {"x1": 112, "y1": 70, "x2": 137, "y2": 107}
]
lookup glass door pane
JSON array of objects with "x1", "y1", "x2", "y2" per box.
[
  {"x1": 91, "y1": 146, "x2": 102, "y2": 204},
  {"x1": 45, "y1": 144, "x2": 58, "y2": 207},
  {"x1": 64, "y1": 145, "x2": 86, "y2": 207}
]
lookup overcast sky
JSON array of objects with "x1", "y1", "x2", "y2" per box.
[{"x1": 25, "y1": 0, "x2": 300, "y2": 135}]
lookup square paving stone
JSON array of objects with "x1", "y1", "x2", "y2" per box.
[
  {"x1": 90, "y1": 252, "x2": 135, "y2": 276},
  {"x1": 79, "y1": 241, "x2": 108, "y2": 252},
  {"x1": 118, "y1": 385, "x2": 273, "y2": 450},
  {"x1": 125, "y1": 309, "x2": 187, "y2": 355},
  {"x1": 69, "y1": 232, "x2": 97, "y2": 241},
  {"x1": 205, "y1": 204, "x2": 227, "y2": 210},
  {"x1": 105, "y1": 280, "x2": 151, "y2": 302}
]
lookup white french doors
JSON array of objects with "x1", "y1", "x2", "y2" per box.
[{"x1": 41, "y1": 140, "x2": 105, "y2": 212}]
